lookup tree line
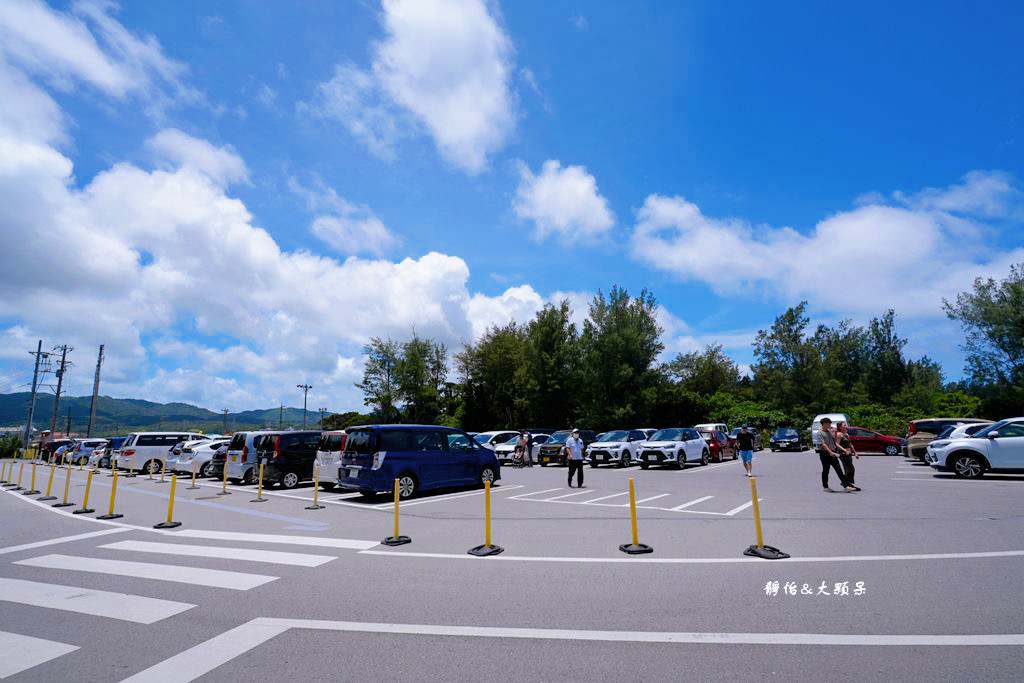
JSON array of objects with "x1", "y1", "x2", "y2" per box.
[{"x1": 330, "y1": 263, "x2": 1024, "y2": 436}]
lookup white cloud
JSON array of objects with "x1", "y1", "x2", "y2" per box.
[
  {"x1": 256, "y1": 83, "x2": 276, "y2": 107},
  {"x1": 302, "y1": 0, "x2": 516, "y2": 173},
  {"x1": 288, "y1": 176, "x2": 399, "y2": 256},
  {"x1": 513, "y1": 159, "x2": 614, "y2": 242},
  {"x1": 630, "y1": 171, "x2": 1024, "y2": 318},
  {"x1": 0, "y1": 0, "x2": 197, "y2": 113},
  {"x1": 147, "y1": 128, "x2": 249, "y2": 186}
]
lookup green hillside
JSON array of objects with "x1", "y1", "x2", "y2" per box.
[{"x1": 0, "y1": 393, "x2": 318, "y2": 435}]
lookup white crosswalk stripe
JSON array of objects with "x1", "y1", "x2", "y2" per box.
[
  {"x1": 0, "y1": 630, "x2": 79, "y2": 678},
  {"x1": 14, "y1": 554, "x2": 277, "y2": 590},
  {"x1": 98, "y1": 540, "x2": 336, "y2": 567},
  {"x1": 0, "y1": 577, "x2": 194, "y2": 623}
]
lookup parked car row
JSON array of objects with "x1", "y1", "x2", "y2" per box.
[{"x1": 922, "y1": 417, "x2": 1024, "y2": 479}]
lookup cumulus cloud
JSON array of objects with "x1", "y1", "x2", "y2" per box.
[
  {"x1": 301, "y1": 0, "x2": 516, "y2": 173},
  {"x1": 288, "y1": 176, "x2": 399, "y2": 256},
  {"x1": 147, "y1": 129, "x2": 249, "y2": 186},
  {"x1": 630, "y1": 171, "x2": 1024, "y2": 318},
  {"x1": 513, "y1": 159, "x2": 614, "y2": 242}
]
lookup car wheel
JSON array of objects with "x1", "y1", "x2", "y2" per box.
[
  {"x1": 242, "y1": 468, "x2": 255, "y2": 485},
  {"x1": 952, "y1": 454, "x2": 984, "y2": 479},
  {"x1": 280, "y1": 471, "x2": 300, "y2": 489},
  {"x1": 640, "y1": 462, "x2": 649, "y2": 470},
  {"x1": 201, "y1": 461, "x2": 215, "y2": 477},
  {"x1": 701, "y1": 450, "x2": 709, "y2": 466},
  {"x1": 397, "y1": 473, "x2": 417, "y2": 500},
  {"x1": 590, "y1": 461, "x2": 599, "y2": 468},
  {"x1": 885, "y1": 444, "x2": 899, "y2": 456},
  {"x1": 619, "y1": 452, "x2": 630, "y2": 468},
  {"x1": 480, "y1": 466, "x2": 497, "y2": 486},
  {"x1": 675, "y1": 456, "x2": 685, "y2": 470},
  {"x1": 540, "y1": 461, "x2": 547, "y2": 467}
]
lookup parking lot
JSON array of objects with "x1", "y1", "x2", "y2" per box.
[{"x1": 2, "y1": 449, "x2": 1023, "y2": 681}]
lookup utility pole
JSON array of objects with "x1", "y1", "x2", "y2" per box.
[
  {"x1": 319, "y1": 407, "x2": 327, "y2": 427},
  {"x1": 297, "y1": 384, "x2": 312, "y2": 428},
  {"x1": 279, "y1": 403, "x2": 283, "y2": 429},
  {"x1": 222, "y1": 408, "x2": 229, "y2": 434},
  {"x1": 48, "y1": 345, "x2": 71, "y2": 439},
  {"x1": 87, "y1": 345, "x2": 104, "y2": 437},
  {"x1": 23, "y1": 340, "x2": 49, "y2": 450}
]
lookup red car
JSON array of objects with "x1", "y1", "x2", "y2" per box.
[
  {"x1": 844, "y1": 426, "x2": 905, "y2": 456},
  {"x1": 698, "y1": 429, "x2": 737, "y2": 462}
]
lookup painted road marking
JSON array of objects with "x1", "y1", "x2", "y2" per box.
[
  {"x1": 120, "y1": 616, "x2": 1024, "y2": 681},
  {"x1": 0, "y1": 577, "x2": 194, "y2": 623},
  {"x1": 360, "y1": 548, "x2": 1024, "y2": 564},
  {"x1": 507, "y1": 488, "x2": 562, "y2": 500},
  {"x1": 626, "y1": 493, "x2": 670, "y2": 506},
  {"x1": 670, "y1": 495, "x2": 714, "y2": 511},
  {"x1": 378, "y1": 485, "x2": 525, "y2": 509},
  {"x1": 540, "y1": 490, "x2": 594, "y2": 502},
  {"x1": 0, "y1": 528, "x2": 129, "y2": 555},
  {"x1": 171, "y1": 529, "x2": 379, "y2": 550},
  {"x1": 15, "y1": 554, "x2": 277, "y2": 590},
  {"x1": 98, "y1": 540, "x2": 336, "y2": 567},
  {"x1": 724, "y1": 500, "x2": 756, "y2": 516},
  {"x1": 0, "y1": 630, "x2": 79, "y2": 678},
  {"x1": 581, "y1": 491, "x2": 629, "y2": 504}
]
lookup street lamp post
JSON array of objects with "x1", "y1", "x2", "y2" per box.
[{"x1": 297, "y1": 384, "x2": 312, "y2": 428}]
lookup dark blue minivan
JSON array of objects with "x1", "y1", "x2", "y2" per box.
[{"x1": 338, "y1": 424, "x2": 501, "y2": 500}]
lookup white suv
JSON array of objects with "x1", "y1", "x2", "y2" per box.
[
  {"x1": 925, "y1": 418, "x2": 1024, "y2": 478},
  {"x1": 638, "y1": 427, "x2": 710, "y2": 469}
]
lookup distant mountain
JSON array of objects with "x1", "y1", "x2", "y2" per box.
[{"x1": 0, "y1": 393, "x2": 319, "y2": 435}]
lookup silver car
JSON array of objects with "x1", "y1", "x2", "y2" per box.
[{"x1": 173, "y1": 439, "x2": 229, "y2": 477}]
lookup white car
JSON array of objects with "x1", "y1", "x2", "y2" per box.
[
  {"x1": 925, "y1": 421, "x2": 994, "y2": 462},
  {"x1": 117, "y1": 432, "x2": 208, "y2": 474},
  {"x1": 473, "y1": 430, "x2": 520, "y2": 450},
  {"x1": 925, "y1": 418, "x2": 1024, "y2": 478},
  {"x1": 637, "y1": 427, "x2": 710, "y2": 469},
  {"x1": 173, "y1": 439, "x2": 229, "y2": 477},
  {"x1": 168, "y1": 438, "x2": 213, "y2": 472},
  {"x1": 493, "y1": 433, "x2": 550, "y2": 463},
  {"x1": 588, "y1": 429, "x2": 648, "y2": 468}
]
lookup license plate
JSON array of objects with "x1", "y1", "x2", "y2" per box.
[
  {"x1": 647, "y1": 454, "x2": 656, "y2": 461},
  {"x1": 230, "y1": 455, "x2": 237, "y2": 462},
  {"x1": 599, "y1": 455, "x2": 606, "y2": 461}
]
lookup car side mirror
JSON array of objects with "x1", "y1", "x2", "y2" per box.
[{"x1": 987, "y1": 431, "x2": 999, "y2": 439}]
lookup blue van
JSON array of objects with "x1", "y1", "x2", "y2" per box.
[{"x1": 337, "y1": 424, "x2": 500, "y2": 500}]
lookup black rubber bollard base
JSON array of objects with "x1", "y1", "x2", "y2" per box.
[
  {"x1": 216, "y1": 491, "x2": 232, "y2": 496},
  {"x1": 72, "y1": 508, "x2": 94, "y2": 515},
  {"x1": 154, "y1": 521, "x2": 182, "y2": 529},
  {"x1": 305, "y1": 504, "x2": 325, "y2": 510},
  {"x1": 97, "y1": 513, "x2": 123, "y2": 519},
  {"x1": 52, "y1": 502, "x2": 75, "y2": 507},
  {"x1": 619, "y1": 543, "x2": 654, "y2": 555},
  {"x1": 186, "y1": 485, "x2": 200, "y2": 490},
  {"x1": 468, "y1": 544, "x2": 504, "y2": 556},
  {"x1": 37, "y1": 495, "x2": 56, "y2": 501},
  {"x1": 382, "y1": 535, "x2": 411, "y2": 546},
  {"x1": 250, "y1": 497, "x2": 268, "y2": 503},
  {"x1": 23, "y1": 490, "x2": 40, "y2": 495},
  {"x1": 743, "y1": 544, "x2": 790, "y2": 560}
]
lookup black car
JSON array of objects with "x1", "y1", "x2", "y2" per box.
[
  {"x1": 537, "y1": 430, "x2": 598, "y2": 466},
  {"x1": 769, "y1": 427, "x2": 802, "y2": 452},
  {"x1": 206, "y1": 443, "x2": 229, "y2": 478},
  {"x1": 256, "y1": 430, "x2": 324, "y2": 488}
]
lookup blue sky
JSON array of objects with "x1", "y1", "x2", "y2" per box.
[{"x1": 0, "y1": 0, "x2": 1022, "y2": 414}]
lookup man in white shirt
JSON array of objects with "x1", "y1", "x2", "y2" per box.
[{"x1": 565, "y1": 428, "x2": 585, "y2": 488}]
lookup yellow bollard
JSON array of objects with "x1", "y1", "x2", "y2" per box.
[
  {"x1": 53, "y1": 465, "x2": 75, "y2": 507},
  {"x1": 306, "y1": 464, "x2": 325, "y2": 510},
  {"x1": 98, "y1": 469, "x2": 123, "y2": 519},
  {"x1": 12, "y1": 462, "x2": 25, "y2": 491},
  {"x1": 468, "y1": 480, "x2": 502, "y2": 556},
  {"x1": 1, "y1": 461, "x2": 7, "y2": 482},
  {"x1": 742, "y1": 477, "x2": 790, "y2": 559},
  {"x1": 154, "y1": 475, "x2": 181, "y2": 528},
  {"x1": 251, "y1": 463, "x2": 268, "y2": 503},
  {"x1": 156, "y1": 460, "x2": 167, "y2": 484},
  {"x1": 38, "y1": 464, "x2": 57, "y2": 500},
  {"x1": 23, "y1": 461, "x2": 40, "y2": 495},
  {"x1": 187, "y1": 459, "x2": 200, "y2": 490},
  {"x1": 382, "y1": 477, "x2": 409, "y2": 544},
  {"x1": 217, "y1": 458, "x2": 231, "y2": 495},
  {"x1": 619, "y1": 478, "x2": 653, "y2": 554},
  {"x1": 124, "y1": 455, "x2": 136, "y2": 478},
  {"x1": 74, "y1": 470, "x2": 95, "y2": 514},
  {"x1": 147, "y1": 460, "x2": 154, "y2": 480}
]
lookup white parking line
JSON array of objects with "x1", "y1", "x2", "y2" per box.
[
  {"x1": 724, "y1": 500, "x2": 757, "y2": 516},
  {"x1": 171, "y1": 529, "x2": 378, "y2": 550},
  {"x1": 380, "y1": 485, "x2": 525, "y2": 508},
  {"x1": 626, "y1": 494, "x2": 670, "y2": 506},
  {"x1": 98, "y1": 540, "x2": 336, "y2": 567},
  {"x1": 540, "y1": 490, "x2": 595, "y2": 502},
  {"x1": 670, "y1": 495, "x2": 714, "y2": 511},
  {"x1": 507, "y1": 488, "x2": 562, "y2": 500},
  {"x1": 0, "y1": 528, "x2": 129, "y2": 555},
  {"x1": 0, "y1": 577, "x2": 194, "y2": 623},
  {"x1": 15, "y1": 554, "x2": 278, "y2": 590},
  {"x1": 581, "y1": 491, "x2": 629, "y2": 504},
  {"x1": 0, "y1": 630, "x2": 79, "y2": 678}
]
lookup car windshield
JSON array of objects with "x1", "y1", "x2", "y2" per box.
[
  {"x1": 774, "y1": 428, "x2": 798, "y2": 438},
  {"x1": 936, "y1": 426, "x2": 956, "y2": 440},
  {"x1": 651, "y1": 428, "x2": 683, "y2": 441},
  {"x1": 973, "y1": 420, "x2": 1010, "y2": 438},
  {"x1": 597, "y1": 430, "x2": 630, "y2": 442},
  {"x1": 547, "y1": 431, "x2": 570, "y2": 445},
  {"x1": 502, "y1": 435, "x2": 521, "y2": 445}
]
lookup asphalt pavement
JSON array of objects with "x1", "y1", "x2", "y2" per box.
[{"x1": 1, "y1": 450, "x2": 1022, "y2": 681}]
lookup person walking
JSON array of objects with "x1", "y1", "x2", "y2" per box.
[
  {"x1": 736, "y1": 424, "x2": 756, "y2": 477},
  {"x1": 835, "y1": 422, "x2": 861, "y2": 491},
  {"x1": 525, "y1": 431, "x2": 535, "y2": 467},
  {"x1": 565, "y1": 428, "x2": 585, "y2": 488},
  {"x1": 514, "y1": 432, "x2": 528, "y2": 467},
  {"x1": 814, "y1": 417, "x2": 853, "y2": 492}
]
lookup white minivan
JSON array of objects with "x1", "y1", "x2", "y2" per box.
[
  {"x1": 314, "y1": 431, "x2": 346, "y2": 489},
  {"x1": 117, "y1": 432, "x2": 207, "y2": 474}
]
